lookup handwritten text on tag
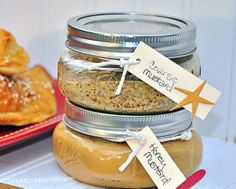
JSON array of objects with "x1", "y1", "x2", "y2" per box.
[
  {"x1": 126, "y1": 126, "x2": 186, "y2": 189},
  {"x1": 128, "y1": 42, "x2": 221, "y2": 119}
]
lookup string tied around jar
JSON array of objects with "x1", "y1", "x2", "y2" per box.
[
  {"x1": 86, "y1": 58, "x2": 140, "y2": 95},
  {"x1": 116, "y1": 129, "x2": 193, "y2": 172},
  {"x1": 118, "y1": 130, "x2": 146, "y2": 172},
  {"x1": 64, "y1": 56, "x2": 141, "y2": 95}
]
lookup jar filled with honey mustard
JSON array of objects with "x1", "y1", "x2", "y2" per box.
[
  {"x1": 53, "y1": 100, "x2": 202, "y2": 188},
  {"x1": 54, "y1": 12, "x2": 203, "y2": 188}
]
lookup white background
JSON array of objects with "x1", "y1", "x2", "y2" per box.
[{"x1": 0, "y1": 0, "x2": 236, "y2": 141}]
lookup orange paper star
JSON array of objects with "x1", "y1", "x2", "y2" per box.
[{"x1": 171, "y1": 81, "x2": 214, "y2": 119}]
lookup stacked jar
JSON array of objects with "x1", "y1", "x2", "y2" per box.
[{"x1": 53, "y1": 13, "x2": 203, "y2": 188}]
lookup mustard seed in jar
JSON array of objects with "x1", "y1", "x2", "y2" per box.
[
  {"x1": 58, "y1": 13, "x2": 201, "y2": 114},
  {"x1": 54, "y1": 13, "x2": 204, "y2": 189}
]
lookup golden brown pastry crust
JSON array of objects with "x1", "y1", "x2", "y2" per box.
[
  {"x1": 0, "y1": 65, "x2": 57, "y2": 126},
  {"x1": 0, "y1": 28, "x2": 29, "y2": 75}
]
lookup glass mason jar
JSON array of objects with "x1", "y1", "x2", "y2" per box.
[
  {"x1": 54, "y1": 13, "x2": 203, "y2": 188},
  {"x1": 52, "y1": 100, "x2": 203, "y2": 188},
  {"x1": 58, "y1": 13, "x2": 201, "y2": 114}
]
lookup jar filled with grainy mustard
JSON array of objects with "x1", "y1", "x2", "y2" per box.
[
  {"x1": 58, "y1": 12, "x2": 201, "y2": 114},
  {"x1": 54, "y1": 12, "x2": 203, "y2": 188}
]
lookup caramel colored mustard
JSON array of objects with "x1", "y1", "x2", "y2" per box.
[{"x1": 52, "y1": 122, "x2": 202, "y2": 188}]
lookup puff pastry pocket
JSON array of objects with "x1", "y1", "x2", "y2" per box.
[
  {"x1": 0, "y1": 65, "x2": 57, "y2": 126},
  {"x1": 0, "y1": 28, "x2": 29, "y2": 75}
]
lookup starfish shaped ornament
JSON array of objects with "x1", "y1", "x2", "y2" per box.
[{"x1": 171, "y1": 81, "x2": 214, "y2": 119}]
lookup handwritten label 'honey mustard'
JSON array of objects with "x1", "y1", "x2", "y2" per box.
[{"x1": 126, "y1": 126, "x2": 186, "y2": 189}]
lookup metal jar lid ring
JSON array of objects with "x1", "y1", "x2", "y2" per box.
[
  {"x1": 64, "y1": 99, "x2": 193, "y2": 140},
  {"x1": 66, "y1": 12, "x2": 196, "y2": 59}
]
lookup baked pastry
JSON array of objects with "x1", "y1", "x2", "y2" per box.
[
  {"x1": 0, "y1": 28, "x2": 29, "y2": 75},
  {"x1": 0, "y1": 65, "x2": 57, "y2": 126}
]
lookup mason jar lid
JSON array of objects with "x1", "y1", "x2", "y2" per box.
[
  {"x1": 64, "y1": 99, "x2": 192, "y2": 140},
  {"x1": 66, "y1": 12, "x2": 196, "y2": 59}
]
